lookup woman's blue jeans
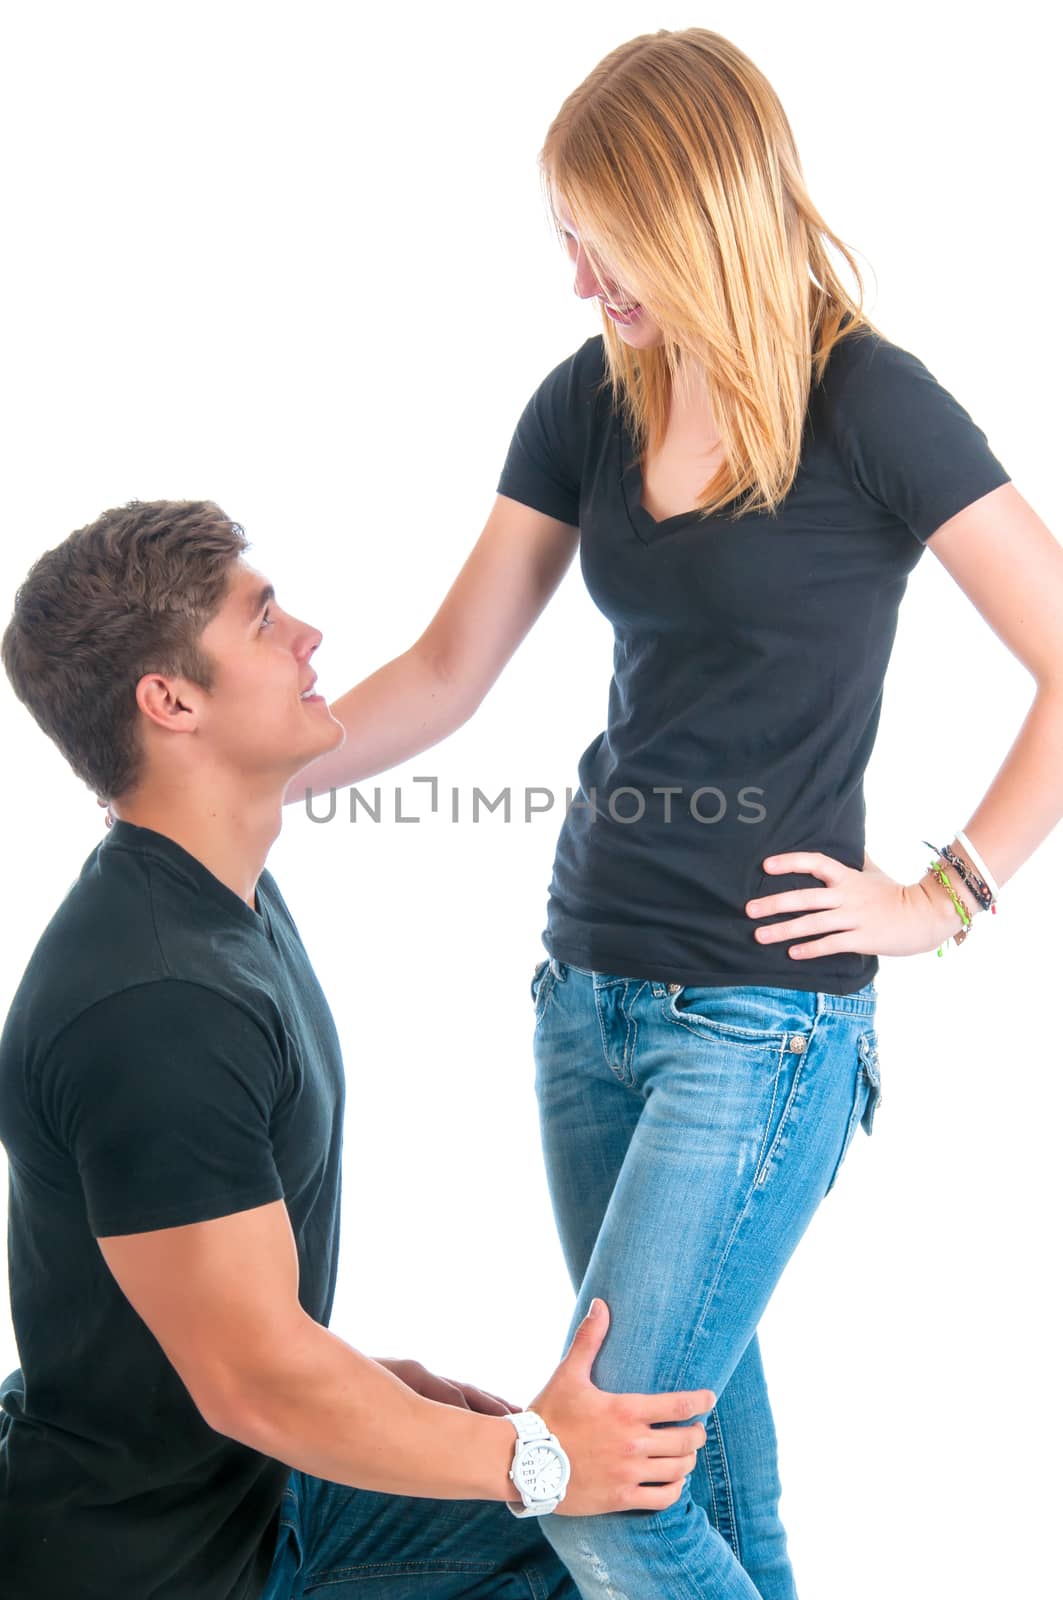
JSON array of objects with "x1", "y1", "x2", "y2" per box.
[
  {"x1": 530, "y1": 958, "x2": 881, "y2": 1600},
  {"x1": 260, "y1": 960, "x2": 880, "y2": 1599}
]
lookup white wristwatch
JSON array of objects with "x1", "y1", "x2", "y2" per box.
[{"x1": 505, "y1": 1409, "x2": 571, "y2": 1517}]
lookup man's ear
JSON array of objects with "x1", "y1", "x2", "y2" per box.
[{"x1": 134, "y1": 673, "x2": 201, "y2": 735}]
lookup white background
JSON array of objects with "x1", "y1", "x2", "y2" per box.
[{"x1": 1, "y1": 3, "x2": 1059, "y2": 1595}]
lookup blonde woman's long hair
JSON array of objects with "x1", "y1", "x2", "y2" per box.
[{"x1": 540, "y1": 28, "x2": 882, "y2": 519}]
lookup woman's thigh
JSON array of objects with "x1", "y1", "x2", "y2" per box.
[
  {"x1": 533, "y1": 964, "x2": 879, "y2": 1397},
  {"x1": 531, "y1": 962, "x2": 878, "y2": 1589}
]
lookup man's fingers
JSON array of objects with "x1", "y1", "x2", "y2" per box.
[
  {"x1": 626, "y1": 1479, "x2": 690, "y2": 1513},
  {"x1": 643, "y1": 1421, "x2": 707, "y2": 1456},
  {"x1": 441, "y1": 1377, "x2": 516, "y2": 1416},
  {"x1": 639, "y1": 1450, "x2": 699, "y2": 1482},
  {"x1": 483, "y1": 1389, "x2": 522, "y2": 1413},
  {"x1": 470, "y1": 1392, "x2": 513, "y2": 1417},
  {"x1": 630, "y1": 1388, "x2": 716, "y2": 1424}
]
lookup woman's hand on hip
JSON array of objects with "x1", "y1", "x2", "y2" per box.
[{"x1": 745, "y1": 849, "x2": 967, "y2": 959}]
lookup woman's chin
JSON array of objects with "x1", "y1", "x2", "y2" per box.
[{"x1": 605, "y1": 312, "x2": 664, "y2": 349}]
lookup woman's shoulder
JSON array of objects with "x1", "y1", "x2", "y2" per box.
[
  {"x1": 517, "y1": 333, "x2": 611, "y2": 441},
  {"x1": 813, "y1": 316, "x2": 1009, "y2": 539},
  {"x1": 818, "y1": 319, "x2": 937, "y2": 406},
  {"x1": 496, "y1": 335, "x2": 607, "y2": 522},
  {"x1": 815, "y1": 318, "x2": 960, "y2": 447},
  {"x1": 531, "y1": 332, "x2": 608, "y2": 400}
]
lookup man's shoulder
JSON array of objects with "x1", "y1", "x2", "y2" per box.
[
  {"x1": 0, "y1": 837, "x2": 285, "y2": 1074},
  {"x1": 4, "y1": 840, "x2": 163, "y2": 1031}
]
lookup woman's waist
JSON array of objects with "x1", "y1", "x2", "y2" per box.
[{"x1": 555, "y1": 781, "x2": 865, "y2": 864}]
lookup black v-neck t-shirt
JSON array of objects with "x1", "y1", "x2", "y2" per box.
[
  {"x1": 0, "y1": 821, "x2": 345, "y2": 1598},
  {"x1": 497, "y1": 326, "x2": 1011, "y2": 993}
]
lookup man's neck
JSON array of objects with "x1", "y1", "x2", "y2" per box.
[{"x1": 111, "y1": 775, "x2": 285, "y2": 911}]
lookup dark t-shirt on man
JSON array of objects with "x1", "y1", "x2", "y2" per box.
[
  {"x1": 0, "y1": 820, "x2": 345, "y2": 1599},
  {"x1": 496, "y1": 323, "x2": 1011, "y2": 994}
]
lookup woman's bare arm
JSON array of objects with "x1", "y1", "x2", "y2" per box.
[{"x1": 284, "y1": 495, "x2": 579, "y2": 804}]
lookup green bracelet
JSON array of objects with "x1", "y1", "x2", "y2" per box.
[{"x1": 926, "y1": 856, "x2": 974, "y2": 956}]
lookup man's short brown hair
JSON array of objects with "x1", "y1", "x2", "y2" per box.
[{"x1": 2, "y1": 499, "x2": 249, "y2": 802}]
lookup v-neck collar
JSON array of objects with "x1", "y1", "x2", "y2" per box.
[
  {"x1": 102, "y1": 819, "x2": 275, "y2": 940},
  {"x1": 618, "y1": 413, "x2": 721, "y2": 545}
]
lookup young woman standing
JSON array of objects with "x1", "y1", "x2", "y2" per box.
[{"x1": 291, "y1": 28, "x2": 1063, "y2": 1597}]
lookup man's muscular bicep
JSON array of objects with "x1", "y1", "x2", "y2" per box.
[{"x1": 97, "y1": 1197, "x2": 308, "y2": 1429}]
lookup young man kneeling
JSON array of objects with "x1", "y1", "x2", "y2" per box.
[{"x1": 0, "y1": 499, "x2": 713, "y2": 1600}]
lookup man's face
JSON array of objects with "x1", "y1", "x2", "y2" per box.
[{"x1": 187, "y1": 560, "x2": 344, "y2": 786}]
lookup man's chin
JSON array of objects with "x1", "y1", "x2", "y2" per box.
[
  {"x1": 294, "y1": 713, "x2": 344, "y2": 768},
  {"x1": 324, "y1": 710, "x2": 346, "y2": 749}
]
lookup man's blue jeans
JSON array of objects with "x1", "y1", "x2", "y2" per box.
[
  {"x1": 531, "y1": 959, "x2": 881, "y2": 1599},
  {"x1": 260, "y1": 1475, "x2": 577, "y2": 1597}
]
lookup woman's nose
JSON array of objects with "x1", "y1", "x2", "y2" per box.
[{"x1": 572, "y1": 244, "x2": 604, "y2": 302}]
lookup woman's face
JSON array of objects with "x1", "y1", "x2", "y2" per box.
[{"x1": 552, "y1": 191, "x2": 664, "y2": 350}]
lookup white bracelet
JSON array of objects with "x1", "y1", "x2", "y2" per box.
[{"x1": 955, "y1": 829, "x2": 1001, "y2": 902}]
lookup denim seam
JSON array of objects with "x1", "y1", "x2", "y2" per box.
[
  {"x1": 751, "y1": 1042, "x2": 786, "y2": 1188},
  {"x1": 534, "y1": 965, "x2": 558, "y2": 1028},
  {"x1": 303, "y1": 1558, "x2": 500, "y2": 1583},
  {"x1": 672, "y1": 1201, "x2": 752, "y2": 1398},
  {"x1": 703, "y1": 1442, "x2": 721, "y2": 1531},
  {"x1": 753, "y1": 1014, "x2": 825, "y2": 1187},
  {"x1": 522, "y1": 1564, "x2": 550, "y2": 1600},
  {"x1": 671, "y1": 1101, "x2": 803, "y2": 1397},
  {"x1": 708, "y1": 1404, "x2": 741, "y2": 1560},
  {"x1": 857, "y1": 1029, "x2": 882, "y2": 1134},
  {"x1": 644, "y1": 1512, "x2": 721, "y2": 1599},
  {"x1": 593, "y1": 982, "x2": 633, "y2": 1086},
  {"x1": 664, "y1": 1007, "x2": 791, "y2": 1048},
  {"x1": 620, "y1": 980, "x2": 647, "y2": 1082}
]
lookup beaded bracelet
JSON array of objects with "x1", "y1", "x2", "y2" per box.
[
  {"x1": 921, "y1": 839, "x2": 997, "y2": 915},
  {"x1": 955, "y1": 828, "x2": 1001, "y2": 902},
  {"x1": 924, "y1": 855, "x2": 975, "y2": 956},
  {"x1": 940, "y1": 843, "x2": 997, "y2": 914}
]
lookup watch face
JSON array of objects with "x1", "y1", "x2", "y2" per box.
[{"x1": 517, "y1": 1443, "x2": 566, "y2": 1499}]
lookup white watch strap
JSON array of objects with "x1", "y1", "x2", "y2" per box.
[
  {"x1": 507, "y1": 1496, "x2": 560, "y2": 1518},
  {"x1": 506, "y1": 1410, "x2": 565, "y2": 1518},
  {"x1": 507, "y1": 1410, "x2": 551, "y2": 1445}
]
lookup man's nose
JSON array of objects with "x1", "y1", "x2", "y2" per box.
[{"x1": 296, "y1": 623, "x2": 323, "y2": 659}]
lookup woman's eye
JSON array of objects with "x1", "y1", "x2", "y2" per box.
[{"x1": 259, "y1": 608, "x2": 274, "y2": 631}]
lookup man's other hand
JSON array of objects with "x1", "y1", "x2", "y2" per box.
[{"x1": 374, "y1": 1357, "x2": 518, "y2": 1416}]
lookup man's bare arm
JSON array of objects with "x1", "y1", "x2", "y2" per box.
[{"x1": 98, "y1": 1198, "x2": 713, "y2": 1515}]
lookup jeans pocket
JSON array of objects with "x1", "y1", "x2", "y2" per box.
[
  {"x1": 531, "y1": 958, "x2": 556, "y2": 1026},
  {"x1": 825, "y1": 1027, "x2": 882, "y2": 1196},
  {"x1": 665, "y1": 984, "x2": 794, "y2": 1048}
]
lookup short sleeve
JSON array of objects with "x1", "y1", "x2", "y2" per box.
[
  {"x1": 40, "y1": 981, "x2": 285, "y2": 1237},
  {"x1": 495, "y1": 340, "x2": 598, "y2": 526},
  {"x1": 830, "y1": 333, "x2": 1011, "y2": 543}
]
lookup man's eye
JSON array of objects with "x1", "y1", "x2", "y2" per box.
[{"x1": 259, "y1": 608, "x2": 274, "y2": 631}]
